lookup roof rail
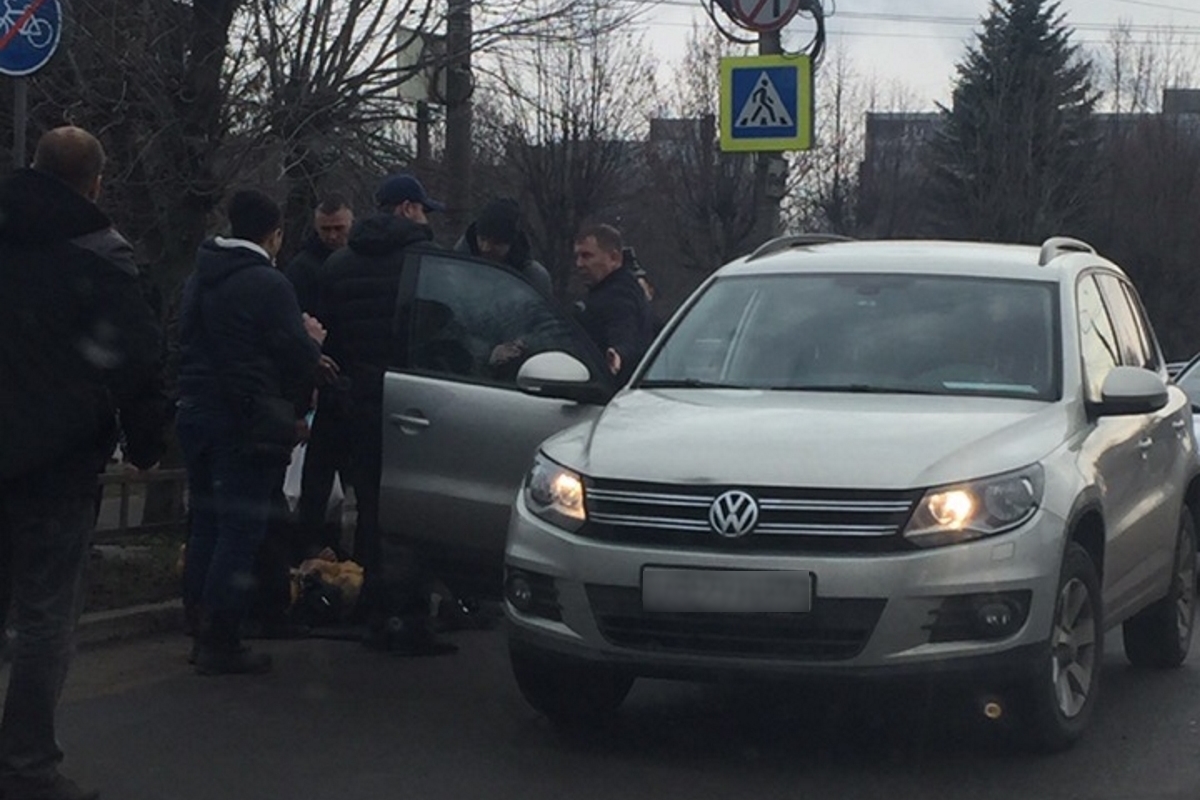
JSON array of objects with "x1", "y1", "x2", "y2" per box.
[
  {"x1": 1038, "y1": 236, "x2": 1095, "y2": 266},
  {"x1": 746, "y1": 233, "x2": 855, "y2": 261}
]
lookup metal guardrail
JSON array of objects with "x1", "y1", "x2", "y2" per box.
[{"x1": 95, "y1": 468, "x2": 188, "y2": 541}]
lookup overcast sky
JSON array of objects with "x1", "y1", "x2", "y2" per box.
[{"x1": 639, "y1": 0, "x2": 1200, "y2": 109}]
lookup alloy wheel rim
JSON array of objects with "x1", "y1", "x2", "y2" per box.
[
  {"x1": 1176, "y1": 530, "x2": 1196, "y2": 647},
  {"x1": 1050, "y1": 577, "x2": 1096, "y2": 719}
]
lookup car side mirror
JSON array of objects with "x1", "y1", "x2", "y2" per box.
[
  {"x1": 1094, "y1": 366, "x2": 1169, "y2": 417},
  {"x1": 517, "y1": 351, "x2": 612, "y2": 405}
]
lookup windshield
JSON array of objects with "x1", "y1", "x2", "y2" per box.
[
  {"x1": 1175, "y1": 359, "x2": 1200, "y2": 405},
  {"x1": 640, "y1": 272, "x2": 1060, "y2": 400}
]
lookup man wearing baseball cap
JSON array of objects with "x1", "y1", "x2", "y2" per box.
[
  {"x1": 373, "y1": 173, "x2": 446, "y2": 218},
  {"x1": 315, "y1": 172, "x2": 453, "y2": 656}
]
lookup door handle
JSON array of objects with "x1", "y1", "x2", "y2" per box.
[
  {"x1": 1173, "y1": 419, "x2": 1188, "y2": 431},
  {"x1": 389, "y1": 412, "x2": 430, "y2": 430},
  {"x1": 1137, "y1": 437, "x2": 1154, "y2": 450}
]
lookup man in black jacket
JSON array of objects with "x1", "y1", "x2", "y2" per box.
[
  {"x1": 0, "y1": 127, "x2": 165, "y2": 800},
  {"x1": 573, "y1": 224, "x2": 655, "y2": 385},
  {"x1": 455, "y1": 197, "x2": 553, "y2": 298},
  {"x1": 284, "y1": 193, "x2": 353, "y2": 315},
  {"x1": 286, "y1": 194, "x2": 354, "y2": 557},
  {"x1": 176, "y1": 190, "x2": 323, "y2": 676},
  {"x1": 317, "y1": 173, "x2": 451, "y2": 655}
]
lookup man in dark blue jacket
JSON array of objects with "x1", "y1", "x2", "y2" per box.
[
  {"x1": 573, "y1": 224, "x2": 655, "y2": 385},
  {"x1": 0, "y1": 126, "x2": 165, "y2": 800},
  {"x1": 175, "y1": 190, "x2": 322, "y2": 676},
  {"x1": 317, "y1": 173, "x2": 453, "y2": 655}
]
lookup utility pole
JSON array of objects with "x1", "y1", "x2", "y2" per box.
[
  {"x1": 444, "y1": 0, "x2": 473, "y2": 239},
  {"x1": 12, "y1": 79, "x2": 26, "y2": 169},
  {"x1": 755, "y1": 29, "x2": 785, "y2": 241},
  {"x1": 416, "y1": 100, "x2": 432, "y2": 170}
]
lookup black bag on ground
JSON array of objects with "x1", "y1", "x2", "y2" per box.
[{"x1": 292, "y1": 573, "x2": 346, "y2": 626}]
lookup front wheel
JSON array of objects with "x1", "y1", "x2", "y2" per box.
[
  {"x1": 1123, "y1": 508, "x2": 1197, "y2": 669},
  {"x1": 1021, "y1": 543, "x2": 1103, "y2": 753},
  {"x1": 509, "y1": 644, "x2": 633, "y2": 728}
]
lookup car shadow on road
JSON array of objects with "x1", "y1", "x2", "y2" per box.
[
  {"x1": 547, "y1": 677, "x2": 1024, "y2": 765},
  {"x1": 530, "y1": 653, "x2": 1199, "y2": 771}
]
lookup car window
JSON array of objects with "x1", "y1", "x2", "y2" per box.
[
  {"x1": 1077, "y1": 274, "x2": 1120, "y2": 402},
  {"x1": 1095, "y1": 274, "x2": 1154, "y2": 370},
  {"x1": 641, "y1": 273, "x2": 1059, "y2": 399},
  {"x1": 1119, "y1": 280, "x2": 1165, "y2": 373},
  {"x1": 403, "y1": 253, "x2": 601, "y2": 386}
]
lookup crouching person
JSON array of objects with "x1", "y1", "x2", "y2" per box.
[{"x1": 175, "y1": 190, "x2": 321, "y2": 675}]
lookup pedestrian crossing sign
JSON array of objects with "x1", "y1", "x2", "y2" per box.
[{"x1": 719, "y1": 54, "x2": 813, "y2": 152}]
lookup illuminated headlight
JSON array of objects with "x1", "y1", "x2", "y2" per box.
[
  {"x1": 524, "y1": 453, "x2": 587, "y2": 531},
  {"x1": 903, "y1": 465, "x2": 1044, "y2": 548}
]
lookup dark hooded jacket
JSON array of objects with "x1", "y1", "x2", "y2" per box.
[
  {"x1": 0, "y1": 168, "x2": 165, "y2": 478},
  {"x1": 318, "y1": 213, "x2": 435, "y2": 407},
  {"x1": 576, "y1": 265, "x2": 656, "y2": 386},
  {"x1": 454, "y1": 224, "x2": 554, "y2": 299},
  {"x1": 176, "y1": 238, "x2": 321, "y2": 414},
  {"x1": 284, "y1": 233, "x2": 334, "y2": 315}
]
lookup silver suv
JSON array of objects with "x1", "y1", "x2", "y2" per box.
[{"x1": 504, "y1": 236, "x2": 1200, "y2": 751}]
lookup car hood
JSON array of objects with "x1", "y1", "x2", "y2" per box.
[{"x1": 540, "y1": 389, "x2": 1073, "y2": 489}]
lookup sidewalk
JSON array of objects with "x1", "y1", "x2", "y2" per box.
[
  {"x1": 76, "y1": 599, "x2": 184, "y2": 649},
  {"x1": 76, "y1": 499, "x2": 359, "y2": 648}
]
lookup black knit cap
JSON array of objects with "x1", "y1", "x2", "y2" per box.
[{"x1": 475, "y1": 197, "x2": 521, "y2": 244}]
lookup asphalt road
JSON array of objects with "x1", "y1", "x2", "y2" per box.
[{"x1": 27, "y1": 626, "x2": 1200, "y2": 800}]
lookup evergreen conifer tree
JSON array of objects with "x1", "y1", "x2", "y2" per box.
[{"x1": 928, "y1": 0, "x2": 1099, "y2": 242}]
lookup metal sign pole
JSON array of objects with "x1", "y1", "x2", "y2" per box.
[
  {"x1": 12, "y1": 76, "x2": 26, "y2": 168},
  {"x1": 0, "y1": 0, "x2": 65, "y2": 167}
]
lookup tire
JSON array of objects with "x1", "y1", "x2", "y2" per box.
[
  {"x1": 1022, "y1": 542, "x2": 1103, "y2": 753},
  {"x1": 509, "y1": 645, "x2": 633, "y2": 728},
  {"x1": 1122, "y1": 508, "x2": 1197, "y2": 669}
]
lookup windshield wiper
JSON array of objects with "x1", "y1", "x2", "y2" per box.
[
  {"x1": 639, "y1": 378, "x2": 752, "y2": 389},
  {"x1": 777, "y1": 384, "x2": 945, "y2": 395}
]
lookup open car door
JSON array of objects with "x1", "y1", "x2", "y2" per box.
[{"x1": 379, "y1": 251, "x2": 611, "y2": 589}]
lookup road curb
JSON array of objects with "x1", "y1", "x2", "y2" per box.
[{"x1": 76, "y1": 599, "x2": 184, "y2": 649}]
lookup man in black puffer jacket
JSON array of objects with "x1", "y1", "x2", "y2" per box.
[
  {"x1": 0, "y1": 127, "x2": 165, "y2": 800},
  {"x1": 317, "y1": 173, "x2": 451, "y2": 655},
  {"x1": 455, "y1": 197, "x2": 553, "y2": 298}
]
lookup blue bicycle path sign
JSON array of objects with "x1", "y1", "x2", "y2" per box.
[{"x1": 0, "y1": 0, "x2": 61, "y2": 77}]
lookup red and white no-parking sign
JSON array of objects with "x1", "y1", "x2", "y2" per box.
[{"x1": 729, "y1": 0, "x2": 802, "y2": 33}]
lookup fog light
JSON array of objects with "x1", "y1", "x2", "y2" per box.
[
  {"x1": 928, "y1": 591, "x2": 1031, "y2": 643},
  {"x1": 974, "y1": 599, "x2": 1019, "y2": 638},
  {"x1": 506, "y1": 572, "x2": 535, "y2": 613}
]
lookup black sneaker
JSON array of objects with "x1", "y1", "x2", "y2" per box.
[
  {"x1": 0, "y1": 772, "x2": 100, "y2": 800},
  {"x1": 362, "y1": 616, "x2": 457, "y2": 657}
]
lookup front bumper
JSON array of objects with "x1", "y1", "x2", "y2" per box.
[{"x1": 504, "y1": 498, "x2": 1065, "y2": 681}]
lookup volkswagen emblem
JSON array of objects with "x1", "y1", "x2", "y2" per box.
[{"x1": 709, "y1": 490, "x2": 759, "y2": 537}]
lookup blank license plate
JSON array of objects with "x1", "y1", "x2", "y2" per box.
[{"x1": 642, "y1": 568, "x2": 813, "y2": 613}]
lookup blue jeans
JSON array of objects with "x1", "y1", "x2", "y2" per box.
[
  {"x1": 0, "y1": 452, "x2": 98, "y2": 780},
  {"x1": 176, "y1": 400, "x2": 278, "y2": 627}
]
